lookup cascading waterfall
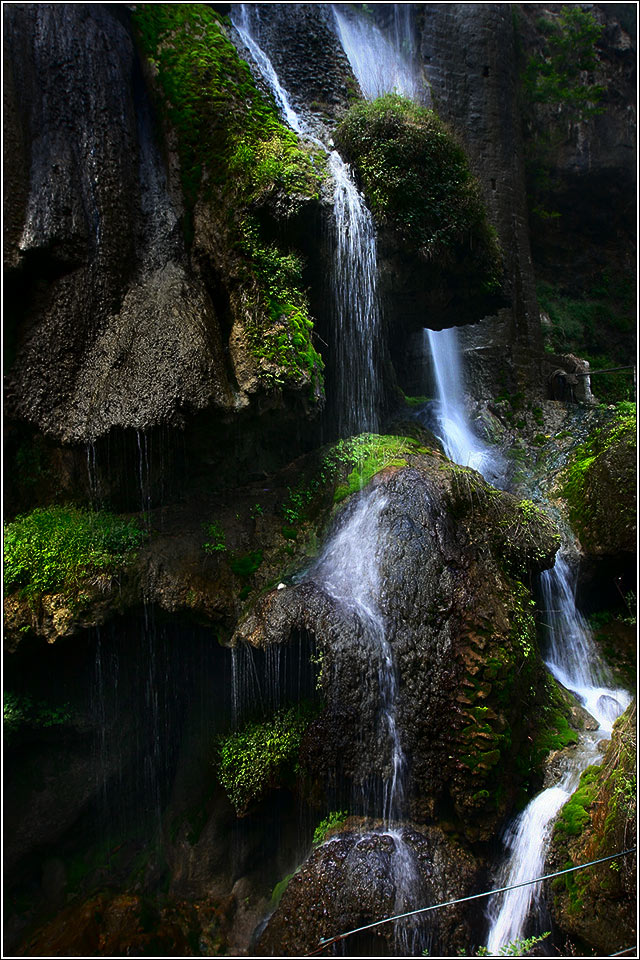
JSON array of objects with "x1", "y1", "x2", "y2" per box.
[
  {"x1": 485, "y1": 553, "x2": 630, "y2": 951},
  {"x1": 332, "y1": 3, "x2": 426, "y2": 103},
  {"x1": 309, "y1": 487, "x2": 425, "y2": 953},
  {"x1": 230, "y1": 3, "x2": 383, "y2": 436}
]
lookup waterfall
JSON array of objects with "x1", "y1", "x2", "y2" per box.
[
  {"x1": 484, "y1": 553, "x2": 631, "y2": 951},
  {"x1": 332, "y1": 3, "x2": 426, "y2": 103},
  {"x1": 311, "y1": 488, "x2": 405, "y2": 822},
  {"x1": 230, "y1": 3, "x2": 383, "y2": 436},
  {"x1": 425, "y1": 327, "x2": 504, "y2": 484}
]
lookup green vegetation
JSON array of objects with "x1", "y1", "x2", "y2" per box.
[
  {"x1": 335, "y1": 94, "x2": 501, "y2": 290},
  {"x1": 3, "y1": 692, "x2": 73, "y2": 737},
  {"x1": 476, "y1": 931, "x2": 550, "y2": 956},
  {"x1": 332, "y1": 434, "x2": 428, "y2": 502},
  {"x1": 522, "y1": 7, "x2": 604, "y2": 117},
  {"x1": 281, "y1": 433, "x2": 430, "y2": 529},
  {"x1": 132, "y1": 5, "x2": 324, "y2": 395},
  {"x1": 203, "y1": 520, "x2": 226, "y2": 554},
  {"x1": 562, "y1": 402, "x2": 636, "y2": 533},
  {"x1": 313, "y1": 810, "x2": 348, "y2": 846},
  {"x1": 555, "y1": 765, "x2": 600, "y2": 837},
  {"x1": 3, "y1": 505, "x2": 144, "y2": 598},
  {"x1": 271, "y1": 871, "x2": 296, "y2": 908},
  {"x1": 217, "y1": 703, "x2": 316, "y2": 814},
  {"x1": 228, "y1": 550, "x2": 263, "y2": 578}
]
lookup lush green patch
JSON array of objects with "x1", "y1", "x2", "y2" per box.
[
  {"x1": 203, "y1": 520, "x2": 226, "y2": 555},
  {"x1": 522, "y1": 7, "x2": 604, "y2": 117},
  {"x1": 334, "y1": 94, "x2": 501, "y2": 287},
  {"x1": 217, "y1": 703, "x2": 316, "y2": 814},
  {"x1": 3, "y1": 505, "x2": 144, "y2": 598},
  {"x1": 554, "y1": 765, "x2": 600, "y2": 837},
  {"x1": 271, "y1": 871, "x2": 296, "y2": 908},
  {"x1": 132, "y1": 4, "x2": 324, "y2": 395},
  {"x1": 332, "y1": 434, "x2": 429, "y2": 503},
  {"x1": 562, "y1": 402, "x2": 636, "y2": 531},
  {"x1": 476, "y1": 931, "x2": 550, "y2": 957},
  {"x1": 3, "y1": 692, "x2": 73, "y2": 736},
  {"x1": 313, "y1": 810, "x2": 348, "y2": 846},
  {"x1": 281, "y1": 433, "x2": 430, "y2": 525}
]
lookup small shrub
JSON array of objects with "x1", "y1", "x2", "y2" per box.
[
  {"x1": 313, "y1": 810, "x2": 348, "y2": 846},
  {"x1": 203, "y1": 520, "x2": 226, "y2": 554},
  {"x1": 217, "y1": 704, "x2": 316, "y2": 814},
  {"x1": 3, "y1": 505, "x2": 144, "y2": 598}
]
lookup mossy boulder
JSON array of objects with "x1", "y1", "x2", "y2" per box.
[
  {"x1": 546, "y1": 702, "x2": 636, "y2": 955},
  {"x1": 561, "y1": 403, "x2": 636, "y2": 556},
  {"x1": 334, "y1": 94, "x2": 505, "y2": 327}
]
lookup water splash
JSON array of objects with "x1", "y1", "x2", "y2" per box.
[{"x1": 332, "y1": 3, "x2": 426, "y2": 103}]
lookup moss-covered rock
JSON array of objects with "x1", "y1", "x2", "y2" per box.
[
  {"x1": 133, "y1": 4, "x2": 325, "y2": 405},
  {"x1": 234, "y1": 449, "x2": 562, "y2": 839},
  {"x1": 334, "y1": 93, "x2": 505, "y2": 326},
  {"x1": 546, "y1": 701, "x2": 636, "y2": 955},
  {"x1": 561, "y1": 402, "x2": 636, "y2": 555}
]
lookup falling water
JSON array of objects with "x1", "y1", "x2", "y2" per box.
[
  {"x1": 230, "y1": 3, "x2": 384, "y2": 436},
  {"x1": 311, "y1": 488, "x2": 405, "y2": 822},
  {"x1": 485, "y1": 552, "x2": 631, "y2": 951},
  {"x1": 425, "y1": 327, "x2": 504, "y2": 485},
  {"x1": 332, "y1": 3, "x2": 426, "y2": 103}
]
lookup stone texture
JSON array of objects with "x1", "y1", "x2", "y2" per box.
[{"x1": 257, "y1": 821, "x2": 481, "y2": 956}]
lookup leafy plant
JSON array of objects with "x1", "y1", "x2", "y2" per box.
[
  {"x1": 217, "y1": 704, "x2": 316, "y2": 814},
  {"x1": 3, "y1": 505, "x2": 144, "y2": 598},
  {"x1": 4, "y1": 692, "x2": 73, "y2": 736},
  {"x1": 313, "y1": 810, "x2": 348, "y2": 846},
  {"x1": 475, "y1": 931, "x2": 550, "y2": 956},
  {"x1": 203, "y1": 520, "x2": 226, "y2": 554}
]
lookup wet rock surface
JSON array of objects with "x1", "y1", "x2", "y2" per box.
[
  {"x1": 235, "y1": 454, "x2": 561, "y2": 836},
  {"x1": 257, "y1": 820, "x2": 480, "y2": 956}
]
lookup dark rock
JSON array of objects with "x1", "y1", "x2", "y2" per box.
[{"x1": 257, "y1": 821, "x2": 481, "y2": 956}]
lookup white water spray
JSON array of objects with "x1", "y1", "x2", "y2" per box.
[
  {"x1": 312, "y1": 488, "x2": 405, "y2": 822},
  {"x1": 332, "y1": 4, "x2": 426, "y2": 103}
]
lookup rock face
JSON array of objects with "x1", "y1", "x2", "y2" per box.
[
  {"x1": 545, "y1": 702, "x2": 636, "y2": 956},
  {"x1": 257, "y1": 822, "x2": 481, "y2": 956},
  {"x1": 236, "y1": 454, "x2": 561, "y2": 836},
  {"x1": 3, "y1": 5, "x2": 237, "y2": 442}
]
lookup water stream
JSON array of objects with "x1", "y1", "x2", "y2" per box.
[{"x1": 230, "y1": 3, "x2": 383, "y2": 436}]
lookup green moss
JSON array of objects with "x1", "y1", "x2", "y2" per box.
[
  {"x1": 271, "y1": 871, "x2": 296, "y2": 908},
  {"x1": 555, "y1": 765, "x2": 601, "y2": 837},
  {"x1": 217, "y1": 703, "x2": 316, "y2": 814},
  {"x1": 229, "y1": 550, "x2": 263, "y2": 578},
  {"x1": 334, "y1": 93, "x2": 502, "y2": 288},
  {"x1": 132, "y1": 5, "x2": 324, "y2": 396},
  {"x1": 3, "y1": 692, "x2": 73, "y2": 737},
  {"x1": 562, "y1": 403, "x2": 636, "y2": 533},
  {"x1": 332, "y1": 434, "x2": 429, "y2": 503},
  {"x1": 3, "y1": 505, "x2": 144, "y2": 599}
]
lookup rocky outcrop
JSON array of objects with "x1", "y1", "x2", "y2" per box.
[
  {"x1": 257, "y1": 821, "x2": 481, "y2": 956},
  {"x1": 545, "y1": 701, "x2": 636, "y2": 956},
  {"x1": 235, "y1": 452, "x2": 561, "y2": 837}
]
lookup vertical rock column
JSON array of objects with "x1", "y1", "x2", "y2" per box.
[{"x1": 418, "y1": 3, "x2": 543, "y2": 395}]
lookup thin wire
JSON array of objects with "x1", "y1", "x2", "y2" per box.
[
  {"x1": 304, "y1": 847, "x2": 636, "y2": 956},
  {"x1": 609, "y1": 949, "x2": 638, "y2": 957}
]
